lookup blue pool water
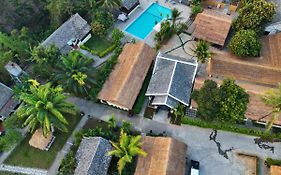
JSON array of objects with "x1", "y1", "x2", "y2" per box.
[{"x1": 125, "y1": 3, "x2": 172, "y2": 40}]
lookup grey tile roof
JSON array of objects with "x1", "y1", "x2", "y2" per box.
[
  {"x1": 42, "y1": 13, "x2": 91, "y2": 54},
  {"x1": 122, "y1": 0, "x2": 139, "y2": 10},
  {"x1": 75, "y1": 137, "x2": 112, "y2": 175},
  {"x1": 0, "y1": 83, "x2": 13, "y2": 111},
  {"x1": 146, "y1": 53, "x2": 198, "y2": 108}
]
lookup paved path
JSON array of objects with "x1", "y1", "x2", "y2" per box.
[
  {"x1": 47, "y1": 114, "x2": 88, "y2": 175},
  {"x1": 69, "y1": 97, "x2": 281, "y2": 175},
  {"x1": 0, "y1": 164, "x2": 47, "y2": 175},
  {"x1": 79, "y1": 49, "x2": 113, "y2": 68}
]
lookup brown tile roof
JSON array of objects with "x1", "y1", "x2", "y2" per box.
[
  {"x1": 98, "y1": 42, "x2": 156, "y2": 110},
  {"x1": 134, "y1": 136, "x2": 187, "y2": 175},
  {"x1": 270, "y1": 165, "x2": 281, "y2": 175},
  {"x1": 192, "y1": 9, "x2": 233, "y2": 46}
]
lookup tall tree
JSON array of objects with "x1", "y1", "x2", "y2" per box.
[
  {"x1": 233, "y1": 0, "x2": 276, "y2": 32},
  {"x1": 261, "y1": 85, "x2": 281, "y2": 132},
  {"x1": 218, "y1": 79, "x2": 249, "y2": 123},
  {"x1": 16, "y1": 81, "x2": 77, "y2": 136},
  {"x1": 192, "y1": 40, "x2": 211, "y2": 64},
  {"x1": 108, "y1": 130, "x2": 147, "y2": 174},
  {"x1": 98, "y1": 0, "x2": 121, "y2": 9},
  {"x1": 170, "y1": 8, "x2": 182, "y2": 28},
  {"x1": 53, "y1": 51, "x2": 96, "y2": 96}
]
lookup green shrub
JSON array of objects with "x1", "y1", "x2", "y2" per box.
[
  {"x1": 58, "y1": 151, "x2": 76, "y2": 175},
  {"x1": 191, "y1": 4, "x2": 203, "y2": 17},
  {"x1": 228, "y1": 29, "x2": 261, "y2": 57},
  {"x1": 0, "y1": 130, "x2": 22, "y2": 152},
  {"x1": 265, "y1": 158, "x2": 281, "y2": 167},
  {"x1": 111, "y1": 28, "x2": 124, "y2": 45},
  {"x1": 98, "y1": 44, "x2": 117, "y2": 58},
  {"x1": 181, "y1": 117, "x2": 281, "y2": 139}
]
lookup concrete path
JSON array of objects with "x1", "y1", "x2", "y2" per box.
[
  {"x1": 0, "y1": 164, "x2": 47, "y2": 175},
  {"x1": 68, "y1": 97, "x2": 281, "y2": 175},
  {"x1": 79, "y1": 49, "x2": 113, "y2": 68},
  {"x1": 47, "y1": 114, "x2": 88, "y2": 175}
]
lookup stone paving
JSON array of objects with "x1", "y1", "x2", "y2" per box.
[
  {"x1": 0, "y1": 164, "x2": 47, "y2": 175},
  {"x1": 78, "y1": 49, "x2": 113, "y2": 68},
  {"x1": 68, "y1": 97, "x2": 281, "y2": 175}
]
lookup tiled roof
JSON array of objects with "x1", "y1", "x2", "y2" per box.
[
  {"x1": 42, "y1": 13, "x2": 91, "y2": 54},
  {"x1": 146, "y1": 52, "x2": 197, "y2": 108},
  {"x1": 75, "y1": 137, "x2": 112, "y2": 175}
]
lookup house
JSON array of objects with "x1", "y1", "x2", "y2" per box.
[
  {"x1": 192, "y1": 9, "x2": 233, "y2": 47},
  {"x1": 0, "y1": 82, "x2": 19, "y2": 119},
  {"x1": 120, "y1": 0, "x2": 140, "y2": 15},
  {"x1": 42, "y1": 13, "x2": 91, "y2": 54},
  {"x1": 270, "y1": 165, "x2": 281, "y2": 175},
  {"x1": 74, "y1": 137, "x2": 112, "y2": 175},
  {"x1": 98, "y1": 42, "x2": 156, "y2": 111},
  {"x1": 145, "y1": 53, "x2": 198, "y2": 109},
  {"x1": 134, "y1": 136, "x2": 187, "y2": 175}
]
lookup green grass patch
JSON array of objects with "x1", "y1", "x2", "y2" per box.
[
  {"x1": 265, "y1": 158, "x2": 281, "y2": 166},
  {"x1": 132, "y1": 68, "x2": 153, "y2": 114},
  {"x1": 0, "y1": 172, "x2": 23, "y2": 175},
  {"x1": 83, "y1": 36, "x2": 115, "y2": 57},
  {"x1": 4, "y1": 114, "x2": 81, "y2": 169}
]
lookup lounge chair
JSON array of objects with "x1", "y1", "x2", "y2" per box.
[{"x1": 118, "y1": 13, "x2": 128, "y2": 22}]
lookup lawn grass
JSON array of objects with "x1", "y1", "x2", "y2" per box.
[
  {"x1": 0, "y1": 172, "x2": 23, "y2": 175},
  {"x1": 4, "y1": 114, "x2": 81, "y2": 169},
  {"x1": 132, "y1": 68, "x2": 153, "y2": 114},
  {"x1": 84, "y1": 36, "x2": 113, "y2": 53}
]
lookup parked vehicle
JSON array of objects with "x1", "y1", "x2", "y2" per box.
[{"x1": 190, "y1": 160, "x2": 200, "y2": 175}]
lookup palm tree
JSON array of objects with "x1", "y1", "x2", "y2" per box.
[
  {"x1": 16, "y1": 81, "x2": 76, "y2": 136},
  {"x1": 261, "y1": 85, "x2": 281, "y2": 132},
  {"x1": 170, "y1": 8, "x2": 183, "y2": 29},
  {"x1": 99, "y1": 0, "x2": 121, "y2": 9},
  {"x1": 53, "y1": 51, "x2": 96, "y2": 96},
  {"x1": 121, "y1": 121, "x2": 132, "y2": 134},
  {"x1": 192, "y1": 40, "x2": 211, "y2": 64},
  {"x1": 108, "y1": 129, "x2": 147, "y2": 174}
]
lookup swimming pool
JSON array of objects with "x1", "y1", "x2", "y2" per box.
[{"x1": 125, "y1": 3, "x2": 172, "y2": 40}]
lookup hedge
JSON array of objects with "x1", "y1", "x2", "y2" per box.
[
  {"x1": 265, "y1": 158, "x2": 281, "y2": 167},
  {"x1": 181, "y1": 117, "x2": 281, "y2": 140},
  {"x1": 80, "y1": 44, "x2": 117, "y2": 58}
]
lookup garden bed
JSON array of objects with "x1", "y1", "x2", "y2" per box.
[
  {"x1": 4, "y1": 114, "x2": 81, "y2": 169},
  {"x1": 83, "y1": 36, "x2": 116, "y2": 58},
  {"x1": 132, "y1": 68, "x2": 153, "y2": 114}
]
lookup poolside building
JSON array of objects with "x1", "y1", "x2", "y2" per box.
[
  {"x1": 74, "y1": 137, "x2": 112, "y2": 175},
  {"x1": 98, "y1": 42, "x2": 156, "y2": 111},
  {"x1": 270, "y1": 165, "x2": 281, "y2": 175},
  {"x1": 192, "y1": 9, "x2": 233, "y2": 47},
  {"x1": 145, "y1": 53, "x2": 198, "y2": 110},
  {"x1": 42, "y1": 13, "x2": 91, "y2": 54},
  {"x1": 134, "y1": 136, "x2": 187, "y2": 175}
]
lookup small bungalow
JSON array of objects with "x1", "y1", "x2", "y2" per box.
[
  {"x1": 0, "y1": 82, "x2": 19, "y2": 120},
  {"x1": 192, "y1": 9, "x2": 233, "y2": 47},
  {"x1": 145, "y1": 53, "x2": 198, "y2": 110},
  {"x1": 120, "y1": 0, "x2": 140, "y2": 15},
  {"x1": 98, "y1": 42, "x2": 156, "y2": 111},
  {"x1": 42, "y1": 13, "x2": 91, "y2": 54},
  {"x1": 134, "y1": 136, "x2": 187, "y2": 175},
  {"x1": 270, "y1": 165, "x2": 281, "y2": 175},
  {"x1": 74, "y1": 137, "x2": 112, "y2": 175}
]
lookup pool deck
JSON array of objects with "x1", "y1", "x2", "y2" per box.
[{"x1": 114, "y1": 0, "x2": 191, "y2": 47}]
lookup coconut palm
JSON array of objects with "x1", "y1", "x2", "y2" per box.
[
  {"x1": 53, "y1": 51, "x2": 96, "y2": 96},
  {"x1": 99, "y1": 0, "x2": 121, "y2": 9},
  {"x1": 108, "y1": 129, "x2": 147, "y2": 174},
  {"x1": 192, "y1": 40, "x2": 211, "y2": 64},
  {"x1": 16, "y1": 81, "x2": 76, "y2": 136},
  {"x1": 170, "y1": 8, "x2": 183, "y2": 28},
  {"x1": 261, "y1": 84, "x2": 281, "y2": 132}
]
